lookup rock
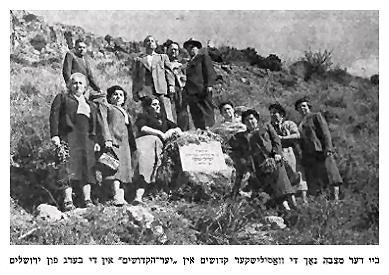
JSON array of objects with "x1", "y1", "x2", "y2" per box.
[
  {"x1": 36, "y1": 204, "x2": 66, "y2": 222},
  {"x1": 157, "y1": 132, "x2": 235, "y2": 202},
  {"x1": 151, "y1": 225, "x2": 168, "y2": 244},
  {"x1": 125, "y1": 205, "x2": 155, "y2": 229},
  {"x1": 263, "y1": 216, "x2": 286, "y2": 229},
  {"x1": 221, "y1": 64, "x2": 231, "y2": 73}
]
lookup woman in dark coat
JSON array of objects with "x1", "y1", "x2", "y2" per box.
[
  {"x1": 49, "y1": 72, "x2": 98, "y2": 211},
  {"x1": 295, "y1": 97, "x2": 342, "y2": 200},
  {"x1": 229, "y1": 109, "x2": 296, "y2": 211},
  {"x1": 98, "y1": 85, "x2": 137, "y2": 206},
  {"x1": 133, "y1": 96, "x2": 182, "y2": 204}
]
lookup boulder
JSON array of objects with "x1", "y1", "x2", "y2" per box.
[
  {"x1": 157, "y1": 131, "x2": 235, "y2": 201},
  {"x1": 36, "y1": 204, "x2": 66, "y2": 222},
  {"x1": 125, "y1": 205, "x2": 155, "y2": 229}
]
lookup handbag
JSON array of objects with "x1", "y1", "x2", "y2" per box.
[{"x1": 97, "y1": 148, "x2": 120, "y2": 175}]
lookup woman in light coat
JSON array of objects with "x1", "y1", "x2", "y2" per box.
[{"x1": 98, "y1": 85, "x2": 137, "y2": 206}]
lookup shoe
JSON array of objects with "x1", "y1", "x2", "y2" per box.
[
  {"x1": 84, "y1": 200, "x2": 94, "y2": 208},
  {"x1": 63, "y1": 201, "x2": 75, "y2": 212},
  {"x1": 113, "y1": 189, "x2": 128, "y2": 206},
  {"x1": 113, "y1": 198, "x2": 128, "y2": 207}
]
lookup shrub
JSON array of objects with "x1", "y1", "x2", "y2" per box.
[{"x1": 303, "y1": 49, "x2": 333, "y2": 75}]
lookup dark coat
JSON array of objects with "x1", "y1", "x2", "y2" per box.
[
  {"x1": 62, "y1": 51, "x2": 101, "y2": 91},
  {"x1": 229, "y1": 124, "x2": 293, "y2": 198},
  {"x1": 298, "y1": 112, "x2": 342, "y2": 191},
  {"x1": 135, "y1": 112, "x2": 177, "y2": 138},
  {"x1": 49, "y1": 92, "x2": 97, "y2": 140},
  {"x1": 184, "y1": 53, "x2": 216, "y2": 96},
  {"x1": 49, "y1": 92, "x2": 98, "y2": 184},
  {"x1": 298, "y1": 112, "x2": 333, "y2": 156},
  {"x1": 229, "y1": 123, "x2": 282, "y2": 172}
]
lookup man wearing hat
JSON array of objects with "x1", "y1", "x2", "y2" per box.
[
  {"x1": 132, "y1": 35, "x2": 175, "y2": 122},
  {"x1": 183, "y1": 38, "x2": 217, "y2": 130},
  {"x1": 294, "y1": 97, "x2": 342, "y2": 201},
  {"x1": 269, "y1": 102, "x2": 308, "y2": 204}
]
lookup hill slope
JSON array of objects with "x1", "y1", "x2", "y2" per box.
[{"x1": 10, "y1": 11, "x2": 378, "y2": 245}]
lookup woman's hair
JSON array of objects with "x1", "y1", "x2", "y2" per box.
[
  {"x1": 106, "y1": 85, "x2": 127, "y2": 106},
  {"x1": 218, "y1": 101, "x2": 234, "y2": 112},
  {"x1": 241, "y1": 109, "x2": 260, "y2": 123},
  {"x1": 141, "y1": 96, "x2": 155, "y2": 109},
  {"x1": 67, "y1": 73, "x2": 87, "y2": 90},
  {"x1": 268, "y1": 102, "x2": 286, "y2": 117},
  {"x1": 141, "y1": 96, "x2": 164, "y2": 118},
  {"x1": 75, "y1": 37, "x2": 87, "y2": 46},
  {"x1": 294, "y1": 96, "x2": 312, "y2": 111}
]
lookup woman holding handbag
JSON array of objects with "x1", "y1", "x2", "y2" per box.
[{"x1": 98, "y1": 85, "x2": 137, "y2": 206}]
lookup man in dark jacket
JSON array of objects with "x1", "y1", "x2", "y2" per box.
[
  {"x1": 62, "y1": 38, "x2": 103, "y2": 96},
  {"x1": 183, "y1": 39, "x2": 216, "y2": 130}
]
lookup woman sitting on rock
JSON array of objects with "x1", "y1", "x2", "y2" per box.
[
  {"x1": 49, "y1": 73, "x2": 99, "y2": 211},
  {"x1": 133, "y1": 96, "x2": 182, "y2": 204},
  {"x1": 229, "y1": 109, "x2": 296, "y2": 211},
  {"x1": 98, "y1": 85, "x2": 137, "y2": 206}
]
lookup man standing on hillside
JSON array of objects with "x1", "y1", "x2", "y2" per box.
[
  {"x1": 132, "y1": 35, "x2": 175, "y2": 121},
  {"x1": 62, "y1": 38, "x2": 103, "y2": 97},
  {"x1": 183, "y1": 38, "x2": 216, "y2": 130},
  {"x1": 166, "y1": 41, "x2": 189, "y2": 130}
]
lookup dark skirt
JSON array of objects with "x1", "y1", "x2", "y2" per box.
[
  {"x1": 58, "y1": 114, "x2": 96, "y2": 187},
  {"x1": 303, "y1": 152, "x2": 343, "y2": 195},
  {"x1": 256, "y1": 164, "x2": 295, "y2": 199}
]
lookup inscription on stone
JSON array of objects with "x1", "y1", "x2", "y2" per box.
[{"x1": 179, "y1": 141, "x2": 227, "y2": 172}]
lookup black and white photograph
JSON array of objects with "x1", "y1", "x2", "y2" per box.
[{"x1": 5, "y1": 2, "x2": 386, "y2": 274}]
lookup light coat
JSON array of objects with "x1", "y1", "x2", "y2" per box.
[{"x1": 131, "y1": 53, "x2": 175, "y2": 99}]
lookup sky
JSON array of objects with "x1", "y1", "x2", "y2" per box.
[{"x1": 32, "y1": 10, "x2": 379, "y2": 77}]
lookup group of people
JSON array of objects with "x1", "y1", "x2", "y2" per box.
[
  {"x1": 219, "y1": 99, "x2": 342, "y2": 211},
  {"x1": 49, "y1": 34, "x2": 342, "y2": 212}
]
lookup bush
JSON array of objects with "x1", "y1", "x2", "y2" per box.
[
  {"x1": 270, "y1": 194, "x2": 378, "y2": 244},
  {"x1": 303, "y1": 49, "x2": 333, "y2": 75}
]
